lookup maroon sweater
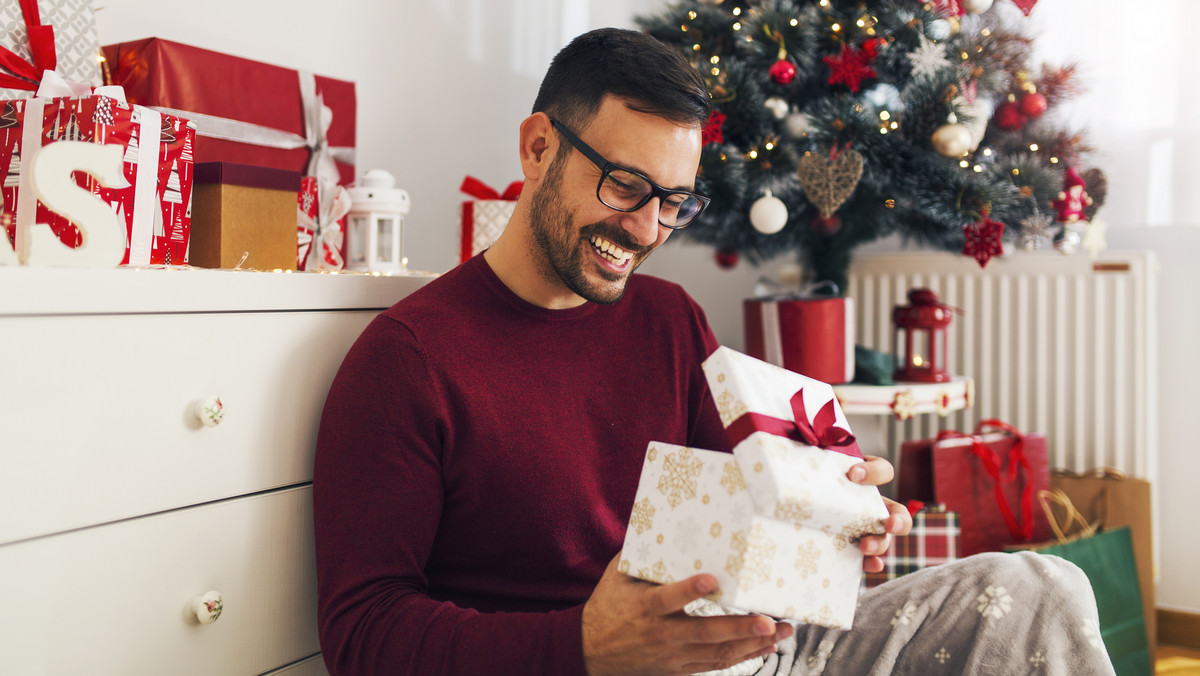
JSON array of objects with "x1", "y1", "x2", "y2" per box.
[{"x1": 313, "y1": 254, "x2": 730, "y2": 675}]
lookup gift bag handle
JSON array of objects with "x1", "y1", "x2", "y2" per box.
[{"x1": 1038, "y1": 488, "x2": 1098, "y2": 543}]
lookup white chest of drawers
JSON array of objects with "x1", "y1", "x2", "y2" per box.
[{"x1": 0, "y1": 266, "x2": 432, "y2": 675}]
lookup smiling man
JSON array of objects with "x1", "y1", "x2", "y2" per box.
[{"x1": 313, "y1": 27, "x2": 1113, "y2": 676}]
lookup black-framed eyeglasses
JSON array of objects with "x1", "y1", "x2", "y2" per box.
[{"x1": 550, "y1": 118, "x2": 710, "y2": 230}]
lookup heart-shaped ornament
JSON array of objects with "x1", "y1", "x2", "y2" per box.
[{"x1": 796, "y1": 149, "x2": 865, "y2": 218}]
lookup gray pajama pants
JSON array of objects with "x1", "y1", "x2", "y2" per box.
[{"x1": 696, "y1": 551, "x2": 1116, "y2": 676}]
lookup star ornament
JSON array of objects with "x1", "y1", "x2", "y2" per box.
[
  {"x1": 963, "y1": 216, "x2": 1005, "y2": 268},
  {"x1": 909, "y1": 34, "x2": 950, "y2": 78},
  {"x1": 1016, "y1": 211, "x2": 1055, "y2": 250},
  {"x1": 1081, "y1": 218, "x2": 1108, "y2": 259},
  {"x1": 824, "y1": 44, "x2": 877, "y2": 93}
]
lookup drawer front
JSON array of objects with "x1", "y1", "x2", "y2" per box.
[
  {"x1": 264, "y1": 654, "x2": 330, "y2": 676},
  {"x1": 1, "y1": 310, "x2": 375, "y2": 544},
  {"x1": 0, "y1": 486, "x2": 319, "y2": 675}
]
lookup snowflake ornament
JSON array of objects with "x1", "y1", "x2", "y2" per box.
[
  {"x1": 1016, "y1": 211, "x2": 1055, "y2": 250},
  {"x1": 824, "y1": 44, "x2": 877, "y2": 93},
  {"x1": 963, "y1": 216, "x2": 1005, "y2": 268},
  {"x1": 908, "y1": 34, "x2": 950, "y2": 78}
]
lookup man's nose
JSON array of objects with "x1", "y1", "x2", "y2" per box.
[{"x1": 621, "y1": 197, "x2": 663, "y2": 247}]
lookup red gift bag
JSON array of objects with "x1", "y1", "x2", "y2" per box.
[{"x1": 897, "y1": 420, "x2": 1052, "y2": 556}]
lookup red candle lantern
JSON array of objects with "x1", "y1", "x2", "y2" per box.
[{"x1": 892, "y1": 288, "x2": 955, "y2": 383}]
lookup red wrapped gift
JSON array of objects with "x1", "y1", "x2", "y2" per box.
[
  {"x1": 0, "y1": 92, "x2": 195, "y2": 265},
  {"x1": 743, "y1": 287, "x2": 855, "y2": 384},
  {"x1": 897, "y1": 419, "x2": 1052, "y2": 556},
  {"x1": 101, "y1": 38, "x2": 355, "y2": 188},
  {"x1": 460, "y1": 176, "x2": 521, "y2": 263},
  {"x1": 863, "y1": 504, "x2": 959, "y2": 588}
]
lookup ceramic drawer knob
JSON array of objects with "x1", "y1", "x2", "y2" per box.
[
  {"x1": 192, "y1": 590, "x2": 224, "y2": 624},
  {"x1": 194, "y1": 396, "x2": 225, "y2": 427}
]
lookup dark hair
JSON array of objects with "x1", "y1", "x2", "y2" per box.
[{"x1": 532, "y1": 28, "x2": 711, "y2": 135}]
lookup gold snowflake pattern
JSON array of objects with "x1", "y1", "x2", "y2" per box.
[
  {"x1": 726, "y1": 523, "x2": 777, "y2": 591},
  {"x1": 618, "y1": 558, "x2": 630, "y2": 574},
  {"x1": 639, "y1": 559, "x2": 674, "y2": 584},
  {"x1": 794, "y1": 539, "x2": 820, "y2": 579},
  {"x1": 832, "y1": 516, "x2": 886, "y2": 552},
  {"x1": 715, "y1": 390, "x2": 748, "y2": 426},
  {"x1": 710, "y1": 522, "x2": 723, "y2": 538},
  {"x1": 801, "y1": 605, "x2": 841, "y2": 629},
  {"x1": 775, "y1": 496, "x2": 815, "y2": 529},
  {"x1": 657, "y1": 447, "x2": 703, "y2": 508},
  {"x1": 719, "y1": 460, "x2": 746, "y2": 496},
  {"x1": 892, "y1": 390, "x2": 917, "y2": 421},
  {"x1": 629, "y1": 497, "x2": 655, "y2": 535},
  {"x1": 976, "y1": 585, "x2": 1013, "y2": 619}
]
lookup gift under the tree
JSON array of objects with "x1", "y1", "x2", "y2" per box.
[
  {"x1": 460, "y1": 176, "x2": 521, "y2": 263},
  {"x1": 744, "y1": 289, "x2": 855, "y2": 384},
  {"x1": 189, "y1": 162, "x2": 301, "y2": 271},
  {"x1": 0, "y1": 0, "x2": 103, "y2": 99},
  {"x1": 862, "y1": 504, "x2": 959, "y2": 589},
  {"x1": 620, "y1": 347, "x2": 887, "y2": 627},
  {"x1": 0, "y1": 91, "x2": 196, "y2": 265},
  {"x1": 100, "y1": 37, "x2": 356, "y2": 188}
]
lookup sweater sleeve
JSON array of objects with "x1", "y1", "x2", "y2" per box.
[{"x1": 313, "y1": 317, "x2": 589, "y2": 675}]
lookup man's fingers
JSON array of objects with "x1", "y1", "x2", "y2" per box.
[
  {"x1": 882, "y1": 498, "x2": 913, "y2": 535},
  {"x1": 847, "y1": 455, "x2": 894, "y2": 486},
  {"x1": 646, "y1": 573, "x2": 719, "y2": 616}
]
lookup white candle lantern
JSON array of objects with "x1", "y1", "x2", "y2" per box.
[{"x1": 345, "y1": 169, "x2": 410, "y2": 273}]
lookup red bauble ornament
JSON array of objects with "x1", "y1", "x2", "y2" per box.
[
  {"x1": 811, "y1": 213, "x2": 842, "y2": 237},
  {"x1": 993, "y1": 101, "x2": 1026, "y2": 132},
  {"x1": 962, "y1": 217, "x2": 1005, "y2": 268},
  {"x1": 1019, "y1": 91, "x2": 1048, "y2": 119},
  {"x1": 770, "y1": 59, "x2": 797, "y2": 85},
  {"x1": 715, "y1": 249, "x2": 739, "y2": 269}
]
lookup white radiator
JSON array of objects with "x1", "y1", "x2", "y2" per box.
[{"x1": 846, "y1": 250, "x2": 1158, "y2": 479}]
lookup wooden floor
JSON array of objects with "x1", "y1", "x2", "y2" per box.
[{"x1": 1157, "y1": 645, "x2": 1200, "y2": 675}]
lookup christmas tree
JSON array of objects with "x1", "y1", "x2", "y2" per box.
[{"x1": 637, "y1": 0, "x2": 1105, "y2": 290}]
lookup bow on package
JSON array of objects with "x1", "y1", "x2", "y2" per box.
[
  {"x1": 0, "y1": 0, "x2": 56, "y2": 91},
  {"x1": 725, "y1": 387, "x2": 860, "y2": 459}
]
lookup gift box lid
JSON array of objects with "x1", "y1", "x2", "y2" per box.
[{"x1": 194, "y1": 162, "x2": 302, "y2": 191}]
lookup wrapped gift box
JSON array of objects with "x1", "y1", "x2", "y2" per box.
[
  {"x1": 620, "y1": 347, "x2": 887, "y2": 627},
  {"x1": 189, "y1": 162, "x2": 301, "y2": 270},
  {"x1": 0, "y1": 0, "x2": 103, "y2": 99},
  {"x1": 744, "y1": 295, "x2": 855, "y2": 384},
  {"x1": 863, "y1": 505, "x2": 959, "y2": 589},
  {"x1": 101, "y1": 37, "x2": 356, "y2": 187},
  {"x1": 0, "y1": 93, "x2": 195, "y2": 265},
  {"x1": 459, "y1": 176, "x2": 520, "y2": 263},
  {"x1": 296, "y1": 175, "x2": 350, "y2": 271}
]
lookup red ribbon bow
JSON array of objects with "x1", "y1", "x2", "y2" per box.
[
  {"x1": 936, "y1": 419, "x2": 1034, "y2": 543},
  {"x1": 726, "y1": 388, "x2": 862, "y2": 459},
  {"x1": 460, "y1": 176, "x2": 523, "y2": 201},
  {"x1": 0, "y1": 0, "x2": 58, "y2": 92}
]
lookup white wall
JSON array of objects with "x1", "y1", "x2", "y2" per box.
[{"x1": 94, "y1": 0, "x2": 1196, "y2": 614}]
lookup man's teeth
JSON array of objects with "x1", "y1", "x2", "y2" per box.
[{"x1": 590, "y1": 235, "x2": 633, "y2": 264}]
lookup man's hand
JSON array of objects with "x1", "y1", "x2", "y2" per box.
[
  {"x1": 582, "y1": 553, "x2": 794, "y2": 676},
  {"x1": 847, "y1": 455, "x2": 912, "y2": 573}
]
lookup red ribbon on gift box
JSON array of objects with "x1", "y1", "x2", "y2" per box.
[
  {"x1": 0, "y1": 0, "x2": 58, "y2": 91},
  {"x1": 726, "y1": 387, "x2": 862, "y2": 459},
  {"x1": 936, "y1": 419, "x2": 1035, "y2": 544}
]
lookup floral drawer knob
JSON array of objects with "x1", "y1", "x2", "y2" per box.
[
  {"x1": 192, "y1": 590, "x2": 223, "y2": 624},
  {"x1": 193, "y1": 396, "x2": 225, "y2": 427}
]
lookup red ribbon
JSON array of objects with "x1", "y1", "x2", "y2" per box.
[
  {"x1": 0, "y1": 0, "x2": 58, "y2": 91},
  {"x1": 726, "y1": 388, "x2": 862, "y2": 459},
  {"x1": 936, "y1": 419, "x2": 1034, "y2": 543},
  {"x1": 460, "y1": 176, "x2": 522, "y2": 201}
]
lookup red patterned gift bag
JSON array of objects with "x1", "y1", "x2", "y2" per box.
[
  {"x1": 897, "y1": 419, "x2": 1052, "y2": 556},
  {"x1": 864, "y1": 503, "x2": 960, "y2": 588}
]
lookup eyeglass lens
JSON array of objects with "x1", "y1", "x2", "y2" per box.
[{"x1": 599, "y1": 168, "x2": 703, "y2": 228}]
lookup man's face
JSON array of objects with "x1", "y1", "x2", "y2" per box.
[{"x1": 526, "y1": 98, "x2": 703, "y2": 305}]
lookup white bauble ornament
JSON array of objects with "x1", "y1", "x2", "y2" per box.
[
  {"x1": 749, "y1": 191, "x2": 788, "y2": 234},
  {"x1": 927, "y1": 19, "x2": 951, "y2": 41},
  {"x1": 764, "y1": 97, "x2": 789, "y2": 120},
  {"x1": 931, "y1": 123, "x2": 972, "y2": 157},
  {"x1": 784, "y1": 112, "x2": 811, "y2": 137},
  {"x1": 1054, "y1": 225, "x2": 1082, "y2": 254},
  {"x1": 962, "y1": 0, "x2": 994, "y2": 14}
]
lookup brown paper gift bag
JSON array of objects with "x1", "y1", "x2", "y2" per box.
[{"x1": 1052, "y1": 469, "x2": 1155, "y2": 660}]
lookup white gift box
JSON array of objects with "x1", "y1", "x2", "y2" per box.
[{"x1": 619, "y1": 347, "x2": 888, "y2": 627}]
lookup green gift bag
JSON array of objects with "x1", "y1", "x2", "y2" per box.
[{"x1": 1014, "y1": 491, "x2": 1151, "y2": 676}]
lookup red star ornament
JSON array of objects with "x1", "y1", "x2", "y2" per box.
[
  {"x1": 1010, "y1": 0, "x2": 1038, "y2": 16},
  {"x1": 702, "y1": 110, "x2": 726, "y2": 146},
  {"x1": 824, "y1": 44, "x2": 876, "y2": 93},
  {"x1": 963, "y1": 217, "x2": 1005, "y2": 268}
]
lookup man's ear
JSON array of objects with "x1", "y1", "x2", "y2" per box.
[{"x1": 518, "y1": 112, "x2": 556, "y2": 181}]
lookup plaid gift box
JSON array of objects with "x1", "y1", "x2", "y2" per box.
[{"x1": 864, "y1": 505, "x2": 960, "y2": 589}]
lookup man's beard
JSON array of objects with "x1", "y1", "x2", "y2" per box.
[{"x1": 528, "y1": 163, "x2": 653, "y2": 305}]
